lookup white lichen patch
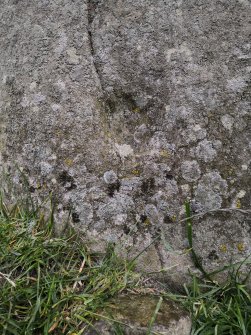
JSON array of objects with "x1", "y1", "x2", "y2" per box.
[
  {"x1": 231, "y1": 190, "x2": 246, "y2": 209},
  {"x1": 134, "y1": 124, "x2": 149, "y2": 143},
  {"x1": 29, "y1": 82, "x2": 37, "y2": 91},
  {"x1": 149, "y1": 134, "x2": 176, "y2": 155},
  {"x1": 226, "y1": 76, "x2": 247, "y2": 92},
  {"x1": 51, "y1": 104, "x2": 61, "y2": 112},
  {"x1": 114, "y1": 214, "x2": 127, "y2": 226},
  {"x1": 77, "y1": 203, "x2": 94, "y2": 227},
  {"x1": 165, "y1": 42, "x2": 192, "y2": 62},
  {"x1": 115, "y1": 143, "x2": 134, "y2": 160},
  {"x1": 97, "y1": 194, "x2": 134, "y2": 220},
  {"x1": 20, "y1": 95, "x2": 30, "y2": 107},
  {"x1": 32, "y1": 93, "x2": 46, "y2": 105},
  {"x1": 193, "y1": 124, "x2": 207, "y2": 139},
  {"x1": 180, "y1": 184, "x2": 191, "y2": 197},
  {"x1": 236, "y1": 190, "x2": 246, "y2": 199},
  {"x1": 181, "y1": 160, "x2": 201, "y2": 182},
  {"x1": 237, "y1": 0, "x2": 250, "y2": 6},
  {"x1": 221, "y1": 114, "x2": 234, "y2": 132},
  {"x1": 2, "y1": 74, "x2": 7, "y2": 84},
  {"x1": 241, "y1": 164, "x2": 248, "y2": 170},
  {"x1": 195, "y1": 171, "x2": 228, "y2": 211},
  {"x1": 181, "y1": 124, "x2": 207, "y2": 144},
  {"x1": 39, "y1": 161, "x2": 53, "y2": 176},
  {"x1": 54, "y1": 31, "x2": 68, "y2": 54},
  {"x1": 165, "y1": 104, "x2": 171, "y2": 113},
  {"x1": 103, "y1": 170, "x2": 118, "y2": 184},
  {"x1": 51, "y1": 178, "x2": 57, "y2": 185},
  {"x1": 56, "y1": 79, "x2": 66, "y2": 91},
  {"x1": 145, "y1": 204, "x2": 160, "y2": 224},
  {"x1": 195, "y1": 139, "x2": 220, "y2": 162},
  {"x1": 175, "y1": 105, "x2": 192, "y2": 120},
  {"x1": 66, "y1": 47, "x2": 81, "y2": 65}
]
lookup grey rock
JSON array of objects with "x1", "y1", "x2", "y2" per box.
[
  {"x1": 0, "y1": 0, "x2": 250, "y2": 287},
  {"x1": 84, "y1": 295, "x2": 191, "y2": 335}
]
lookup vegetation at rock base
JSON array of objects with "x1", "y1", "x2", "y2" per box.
[
  {"x1": 167, "y1": 269, "x2": 251, "y2": 335},
  {"x1": 0, "y1": 197, "x2": 137, "y2": 335},
  {"x1": 0, "y1": 196, "x2": 250, "y2": 334}
]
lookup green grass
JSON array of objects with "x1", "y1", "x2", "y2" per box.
[
  {"x1": 0, "y1": 199, "x2": 137, "y2": 335},
  {"x1": 170, "y1": 202, "x2": 251, "y2": 335},
  {"x1": 0, "y1": 196, "x2": 250, "y2": 335},
  {"x1": 166, "y1": 268, "x2": 251, "y2": 335}
]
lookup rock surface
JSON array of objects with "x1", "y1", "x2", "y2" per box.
[
  {"x1": 85, "y1": 295, "x2": 191, "y2": 335},
  {"x1": 0, "y1": 0, "x2": 250, "y2": 285}
]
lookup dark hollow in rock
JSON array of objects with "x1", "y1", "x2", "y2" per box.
[
  {"x1": 208, "y1": 250, "x2": 219, "y2": 261},
  {"x1": 107, "y1": 180, "x2": 121, "y2": 197},
  {"x1": 58, "y1": 171, "x2": 77, "y2": 191},
  {"x1": 123, "y1": 225, "x2": 130, "y2": 235},
  {"x1": 72, "y1": 212, "x2": 80, "y2": 223},
  {"x1": 165, "y1": 173, "x2": 174, "y2": 180}
]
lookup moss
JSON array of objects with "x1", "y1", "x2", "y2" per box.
[
  {"x1": 220, "y1": 244, "x2": 227, "y2": 253},
  {"x1": 140, "y1": 214, "x2": 151, "y2": 226},
  {"x1": 236, "y1": 199, "x2": 241, "y2": 208},
  {"x1": 131, "y1": 169, "x2": 141, "y2": 176},
  {"x1": 159, "y1": 149, "x2": 170, "y2": 158},
  {"x1": 104, "y1": 295, "x2": 188, "y2": 327},
  {"x1": 237, "y1": 242, "x2": 245, "y2": 252},
  {"x1": 64, "y1": 158, "x2": 74, "y2": 167}
]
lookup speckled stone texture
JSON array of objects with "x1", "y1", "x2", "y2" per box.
[{"x1": 0, "y1": 0, "x2": 250, "y2": 285}]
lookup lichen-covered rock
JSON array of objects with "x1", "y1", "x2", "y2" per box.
[
  {"x1": 85, "y1": 295, "x2": 191, "y2": 335},
  {"x1": 0, "y1": 0, "x2": 250, "y2": 286}
]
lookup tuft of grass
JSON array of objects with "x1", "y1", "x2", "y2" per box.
[
  {"x1": 167, "y1": 268, "x2": 251, "y2": 335},
  {"x1": 0, "y1": 199, "x2": 137, "y2": 335},
  {"x1": 1, "y1": 194, "x2": 250, "y2": 335},
  {"x1": 146, "y1": 296, "x2": 163, "y2": 335},
  {"x1": 166, "y1": 202, "x2": 251, "y2": 335}
]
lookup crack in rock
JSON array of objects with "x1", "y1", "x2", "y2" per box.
[{"x1": 87, "y1": 0, "x2": 105, "y2": 96}]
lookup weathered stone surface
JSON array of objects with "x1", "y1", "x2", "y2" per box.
[
  {"x1": 85, "y1": 295, "x2": 191, "y2": 335},
  {"x1": 0, "y1": 0, "x2": 250, "y2": 286}
]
